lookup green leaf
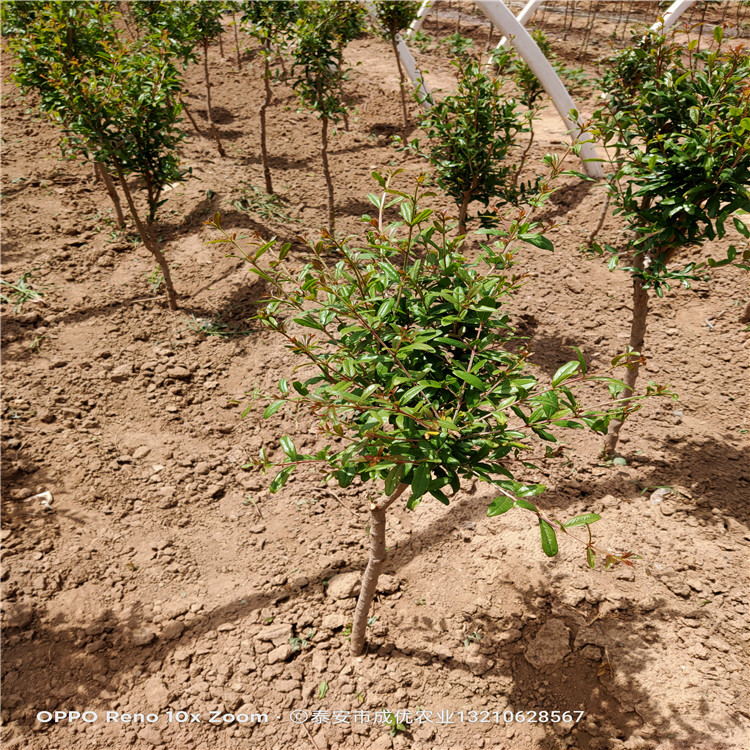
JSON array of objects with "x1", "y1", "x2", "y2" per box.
[
  {"x1": 519, "y1": 233, "x2": 554, "y2": 251},
  {"x1": 514, "y1": 498, "x2": 539, "y2": 512},
  {"x1": 586, "y1": 547, "x2": 596, "y2": 569},
  {"x1": 733, "y1": 216, "x2": 749, "y2": 238},
  {"x1": 454, "y1": 369, "x2": 484, "y2": 389},
  {"x1": 337, "y1": 465, "x2": 357, "y2": 488},
  {"x1": 411, "y1": 463, "x2": 430, "y2": 498},
  {"x1": 400, "y1": 383, "x2": 428, "y2": 405},
  {"x1": 317, "y1": 680, "x2": 329, "y2": 699},
  {"x1": 263, "y1": 400, "x2": 285, "y2": 419},
  {"x1": 568, "y1": 346, "x2": 588, "y2": 375},
  {"x1": 563, "y1": 513, "x2": 602, "y2": 528},
  {"x1": 385, "y1": 464, "x2": 402, "y2": 496},
  {"x1": 551, "y1": 361, "x2": 580, "y2": 387},
  {"x1": 487, "y1": 496, "x2": 513, "y2": 516},
  {"x1": 280, "y1": 436, "x2": 297, "y2": 461},
  {"x1": 539, "y1": 519, "x2": 558, "y2": 556},
  {"x1": 269, "y1": 467, "x2": 293, "y2": 493}
]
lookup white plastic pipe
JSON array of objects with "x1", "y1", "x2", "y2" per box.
[
  {"x1": 495, "y1": 0, "x2": 544, "y2": 50},
  {"x1": 406, "y1": 0, "x2": 435, "y2": 39},
  {"x1": 476, "y1": 0, "x2": 603, "y2": 178},
  {"x1": 396, "y1": 36, "x2": 433, "y2": 108},
  {"x1": 362, "y1": 1, "x2": 432, "y2": 108},
  {"x1": 650, "y1": 0, "x2": 695, "y2": 32}
]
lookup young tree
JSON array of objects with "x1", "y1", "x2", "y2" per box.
[
  {"x1": 372, "y1": 0, "x2": 421, "y2": 136},
  {"x1": 290, "y1": 1, "x2": 357, "y2": 231},
  {"x1": 409, "y1": 59, "x2": 525, "y2": 234},
  {"x1": 3, "y1": 0, "x2": 126, "y2": 227},
  {"x1": 7, "y1": 2, "x2": 189, "y2": 310},
  {"x1": 208, "y1": 170, "x2": 669, "y2": 656},
  {"x1": 241, "y1": 0, "x2": 299, "y2": 195},
  {"x1": 132, "y1": 0, "x2": 227, "y2": 157},
  {"x1": 591, "y1": 27, "x2": 750, "y2": 456}
]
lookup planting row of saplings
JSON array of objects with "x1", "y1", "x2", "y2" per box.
[{"x1": 4, "y1": 1, "x2": 749, "y2": 656}]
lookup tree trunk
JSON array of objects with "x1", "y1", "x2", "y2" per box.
[
  {"x1": 697, "y1": 0, "x2": 708, "y2": 52},
  {"x1": 114, "y1": 163, "x2": 178, "y2": 311},
  {"x1": 458, "y1": 190, "x2": 471, "y2": 235},
  {"x1": 321, "y1": 116, "x2": 335, "y2": 232},
  {"x1": 233, "y1": 10, "x2": 241, "y2": 69},
  {"x1": 602, "y1": 251, "x2": 649, "y2": 457},
  {"x1": 98, "y1": 165, "x2": 125, "y2": 229},
  {"x1": 260, "y1": 53, "x2": 274, "y2": 195},
  {"x1": 391, "y1": 37, "x2": 409, "y2": 137},
  {"x1": 180, "y1": 100, "x2": 203, "y2": 137},
  {"x1": 350, "y1": 483, "x2": 409, "y2": 656},
  {"x1": 203, "y1": 38, "x2": 226, "y2": 157}
]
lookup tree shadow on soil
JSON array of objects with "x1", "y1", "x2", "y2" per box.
[
  {"x1": 533, "y1": 179, "x2": 596, "y2": 224},
  {"x1": 2, "y1": 484, "x2": 733, "y2": 750},
  {"x1": 385, "y1": 592, "x2": 727, "y2": 748},
  {"x1": 554, "y1": 439, "x2": 750, "y2": 530}
]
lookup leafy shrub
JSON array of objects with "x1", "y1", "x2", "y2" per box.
[
  {"x1": 408, "y1": 59, "x2": 526, "y2": 233},
  {"x1": 591, "y1": 26, "x2": 750, "y2": 453},
  {"x1": 208, "y1": 170, "x2": 665, "y2": 654}
]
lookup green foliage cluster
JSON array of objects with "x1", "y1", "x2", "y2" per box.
[
  {"x1": 7, "y1": 2, "x2": 186, "y2": 221},
  {"x1": 209, "y1": 171, "x2": 665, "y2": 564},
  {"x1": 290, "y1": 0, "x2": 362, "y2": 122},
  {"x1": 131, "y1": 0, "x2": 224, "y2": 65},
  {"x1": 592, "y1": 27, "x2": 750, "y2": 290},
  {"x1": 5, "y1": 0, "x2": 187, "y2": 307},
  {"x1": 373, "y1": 0, "x2": 420, "y2": 40},
  {"x1": 409, "y1": 59, "x2": 526, "y2": 232},
  {"x1": 241, "y1": 0, "x2": 298, "y2": 50}
]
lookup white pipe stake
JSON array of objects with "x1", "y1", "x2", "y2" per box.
[
  {"x1": 476, "y1": 0, "x2": 603, "y2": 178},
  {"x1": 495, "y1": 0, "x2": 544, "y2": 50},
  {"x1": 396, "y1": 35, "x2": 432, "y2": 108},
  {"x1": 406, "y1": 0, "x2": 435, "y2": 39},
  {"x1": 650, "y1": 0, "x2": 696, "y2": 32}
]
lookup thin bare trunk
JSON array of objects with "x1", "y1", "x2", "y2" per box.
[
  {"x1": 233, "y1": 10, "x2": 241, "y2": 69},
  {"x1": 587, "y1": 191, "x2": 611, "y2": 247},
  {"x1": 458, "y1": 190, "x2": 471, "y2": 235},
  {"x1": 203, "y1": 38, "x2": 226, "y2": 157},
  {"x1": 697, "y1": 1, "x2": 708, "y2": 53},
  {"x1": 391, "y1": 37, "x2": 409, "y2": 137},
  {"x1": 180, "y1": 100, "x2": 203, "y2": 137},
  {"x1": 602, "y1": 251, "x2": 649, "y2": 456},
  {"x1": 218, "y1": 26, "x2": 224, "y2": 59},
  {"x1": 350, "y1": 483, "x2": 408, "y2": 656},
  {"x1": 93, "y1": 162, "x2": 102, "y2": 184},
  {"x1": 99, "y1": 165, "x2": 125, "y2": 228},
  {"x1": 337, "y1": 60, "x2": 350, "y2": 132},
  {"x1": 260, "y1": 55, "x2": 274, "y2": 195},
  {"x1": 321, "y1": 116, "x2": 335, "y2": 231},
  {"x1": 114, "y1": 163, "x2": 178, "y2": 311}
]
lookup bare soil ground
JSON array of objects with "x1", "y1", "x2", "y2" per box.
[{"x1": 2, "y1": 4, "x2": 749, "y2": 750}]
